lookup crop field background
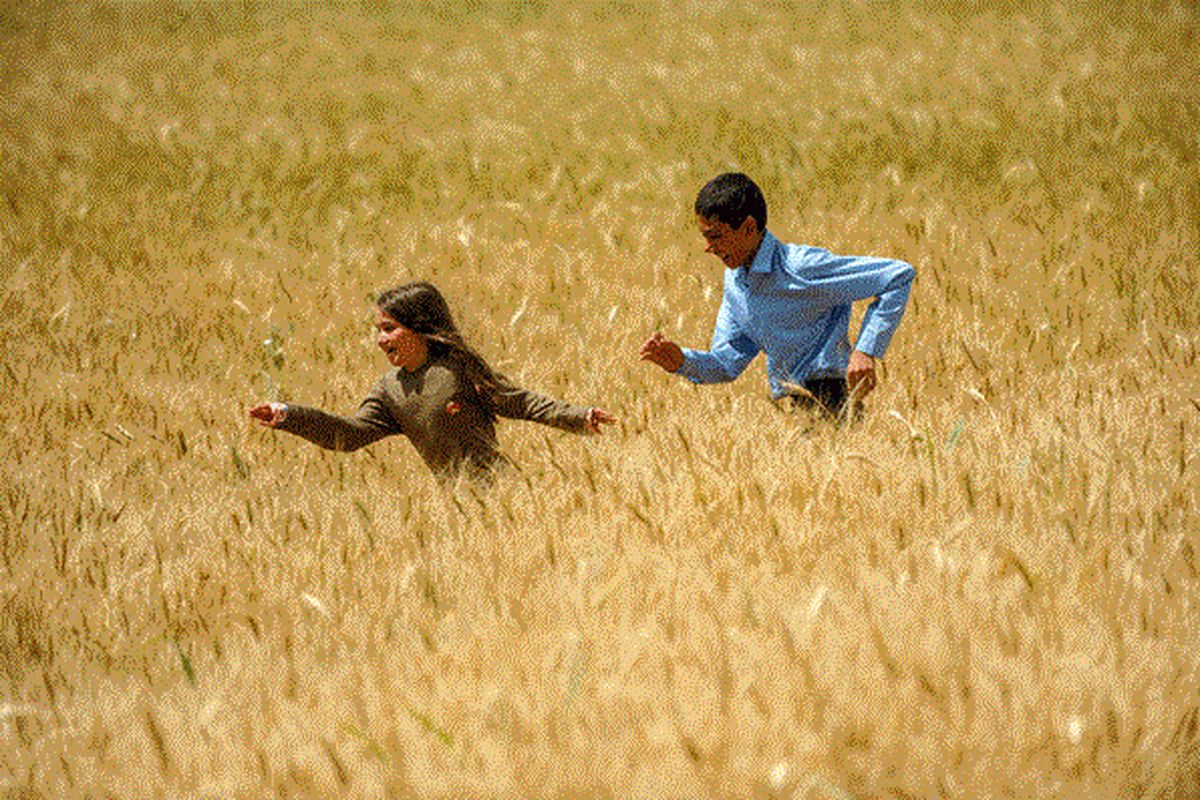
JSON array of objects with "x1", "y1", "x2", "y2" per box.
[{"x1": 2, "y1": 0, "x2": 1199, "y2": 797}]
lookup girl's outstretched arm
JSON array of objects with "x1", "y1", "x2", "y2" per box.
[
  {"x1": 491, "y1": 383, "x2": 614, "y2": 434},
  {"x1": 248, "y1": 380, "x2": 401, "y2": 451}
]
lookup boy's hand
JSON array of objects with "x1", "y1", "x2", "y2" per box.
[
  {"x1": 639, "y1": 332, "x2": 684, "y2": 373},
  {"x1": 846, "y1": 351, "x2": 877, "y2": 401}
]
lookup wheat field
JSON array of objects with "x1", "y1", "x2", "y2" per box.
[{"x1": 2, "y1": 1, "x2": 1199, "y2": 797}]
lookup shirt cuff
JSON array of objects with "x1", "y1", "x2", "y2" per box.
[
  {"x1": 853, "y1": 330, "x2": 888, "y2": 359},
  {"x1": 675, "y1": 348, "x2": 700, "y2": 379}
]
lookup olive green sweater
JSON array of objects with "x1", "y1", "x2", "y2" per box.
[{"x1": 276, "y1": 358, "x2": 591, "y2": 476}]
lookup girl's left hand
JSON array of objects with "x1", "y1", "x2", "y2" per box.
[
  {"x1": 249, "y1": 402, "x2": 288, "y2": 427},
  {"x1": 586, "y1": 407, "x2": 616, "y2": 434}
]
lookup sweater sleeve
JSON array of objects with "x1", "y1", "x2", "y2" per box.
[
  {"x1": 276, "y1": 379, "x2": 401, "y2": 451},
  {"x1": 489, "y1": 382, "x2": 591, "y2": 434}
]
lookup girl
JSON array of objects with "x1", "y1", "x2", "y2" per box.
[{"x1": 249, "y1": 282, "x2": 614, "y2": 478}]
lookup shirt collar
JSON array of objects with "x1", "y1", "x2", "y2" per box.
[{"x1": 746, "y1": 230, "x2": 779, "y2": 274}]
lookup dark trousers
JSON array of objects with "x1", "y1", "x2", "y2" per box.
[{"x1": 788, "y1": 377, "x2": 849, "y2": 419}]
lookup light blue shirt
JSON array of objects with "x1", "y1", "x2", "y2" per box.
[{"x1": 677, "y1": 231, "x2": 916, "y2": 399}]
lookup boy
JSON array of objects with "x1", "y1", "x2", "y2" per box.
[{"x1": 639, "y1": 172, "x2": 916, "y2": 417}]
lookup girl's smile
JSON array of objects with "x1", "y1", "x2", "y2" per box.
[{"x1": 375, "y1": 308, "x2": 428, "y2": 371}]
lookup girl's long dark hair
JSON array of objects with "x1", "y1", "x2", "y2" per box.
[{"x1": 376, "y1": 282, "x2": 508, "y2": 417}]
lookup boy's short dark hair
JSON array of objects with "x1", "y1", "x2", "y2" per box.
[{"x1": 694, "y1": 172, "x2": 767, "y2": 231}]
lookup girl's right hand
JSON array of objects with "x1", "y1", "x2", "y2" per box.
[
  {"x1": 249, "y1": 402, "x2": 288, "y2": 427},
  {"x1": 586, "y1": 407, "x2": 616, "y2": 434}
]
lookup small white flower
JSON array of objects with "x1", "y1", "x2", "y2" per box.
[
  {"x1": 769, "y1": 761, "x2": 790, "y2": 789},
  {"x1": 301, "y1": 593, "x2": 331, "y2": 620},
  {"x1": 1066, "y1": 716, "x2": 1084, "y2": 744},
  {"x1": 808, "y1": 586, "x2": 827, "y2": 620},
  {"x1": 509, "y1": 297, "x2": 529, "y2": 328}
]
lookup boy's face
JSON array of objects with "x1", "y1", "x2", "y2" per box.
[{"x1": 697, "y1": 214, "x2": 762, "y2": 269}]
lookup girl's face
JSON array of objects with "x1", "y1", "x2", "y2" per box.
[{"x1": 375, "y1": 308, "x2": 428, "y2": 371}]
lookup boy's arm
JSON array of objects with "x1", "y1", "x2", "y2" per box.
[
  {"x1": 641, "y1": 294, "x2": 759, "y2": 384},
  {"x1": 802, "y1": 249, "x2": 916, "y2": 358}
]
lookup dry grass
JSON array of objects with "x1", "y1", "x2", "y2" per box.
[{"x1": 2, "y1": 0, "x2": 1199, "y2": 797}]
